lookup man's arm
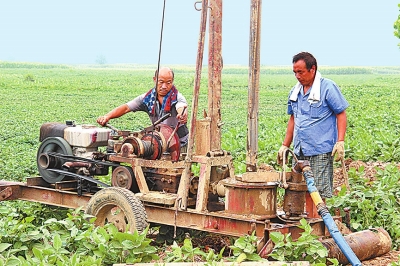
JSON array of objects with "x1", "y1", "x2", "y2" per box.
[
  {"x1": 97, "y1": 104, "x2": 131, "y2": 126},
  {"x1": 331, "y1": 110, "x2": 347, "y2": 161},
  {"x1": 176, "y1": 93, "x2": 188, "y2": 124},
  {"x1": 283, "y1": 114, "x2": 295, "y2": 147},
  {"x1": 277, "y1": 114, "x2": 295, "y2": 165},
  {"x1": 336, "y1": 110, "x2": 347, "y2": 141}
]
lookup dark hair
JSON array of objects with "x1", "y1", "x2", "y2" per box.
[
  {"x1": 154, "y1": 68, "x2": 174, "y2": 79},
  {"x1": 293, "y1": 52, "x2": 318, "y2": 71}
]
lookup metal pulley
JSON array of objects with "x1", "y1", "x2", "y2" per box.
[{"x1": 117, "y1": 124, "x2": 181, "y2": 161}]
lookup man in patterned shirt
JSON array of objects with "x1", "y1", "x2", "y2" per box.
[{"x1": 97, "y1": 67, "x2": 189, "y2": 147}]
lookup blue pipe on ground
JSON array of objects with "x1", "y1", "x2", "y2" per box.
[{"x1": 295, "y1": 160, "x2": 362, "y2": 266}]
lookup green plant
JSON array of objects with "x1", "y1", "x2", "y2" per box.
[
  {"x1": 327, "y1": 163, "x2": 400, "y2": 248},
  {"x1": 165, "y1": 236, "x2": 226, "y2": 264},
  {"x1": 394, "y1": 3, "x2": 400, "y2": 47},
  {"x1": 166, "y1": 238, "x2": 207, "y2": 262},
  {"x1": 203, "y1": 248, "x2": 226, "y2": 265},
  {"x1": 228, "y1": 231, "x2": 263, "y2": 263},
  {"x1": 0, "y1": 207, "x2": 158, "y2": 265},
  {"x1": 24, "y1": 73, "x2": 35, "y2": 82},
  {"x1": 154, "y1": 225, "x2": 187, "y2": 245},
  {"x1": 78, "y1": 222, "x2": 158, "y2": 264},
  {"x1": 0, "y1": 252, "x2": 103, "y2": 266},
  {"x1": 268, "y1": 218, "x2": 330, "y2": 265}
]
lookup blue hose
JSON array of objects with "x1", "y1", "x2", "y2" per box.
[{"x1": 303, "y1": 169, "x2": 362, "y2": 266}]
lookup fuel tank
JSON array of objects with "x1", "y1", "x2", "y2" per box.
[{"x1": 39, "y1": 122, "x2": 111, "y2": 148}]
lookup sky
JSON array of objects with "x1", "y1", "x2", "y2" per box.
[{"x1": 0, "y1": 1, "x2": 399, "y2": 66}]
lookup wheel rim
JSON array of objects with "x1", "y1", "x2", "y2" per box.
[
  {"x1": 37, "y1": 137, "x2": 73, "y2": 183},
  {"x1": 85, "y1": 187, "x2": 148, "y2": 233},
  {"x1": 96, "y1": 205, "x2": 130, "y2": 232},
  {"x1": 112, "y1": 166, "x2": 134, "y2": 189}
]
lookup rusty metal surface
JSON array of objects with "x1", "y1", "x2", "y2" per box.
[
  {"x1": 192, "y1": 154, "x2": 233, "y2": 165},
  {"x1": 224, "y1": 181, "x2": 277, "y2": 217},
  {"x1": 282, "y1": 170, "x2": 308, "y2": 218},
  {"x1": 176, "y1": 0, "x2": 209, "y2": 211},
  {"x1": 143, "y1": 168, "x2": 181, "y2": 194},
  {"x1": 108, "y1": 155, "x2": 185, "y2": 169},
  {"x1": 111, "y1": 166, "x2": 134, "y2": 190},
  {"x1": 322, "y1": 227, "x2": 392, "y2": 265},
  {"x1": 246, "y1": 0, "x2": 262, "y2": 171},
  {"x1": 0, "y1": 178, "x2": 336, "y2": 253},
  {"x1": 55, "y1": 180, "x2": 81, "y2": 190},
  {"x1": 0, "y1": 181, "x2": 91, "y2": 209},
  {"x1": 1, "y1": 179, "x2": 330, "y2": 241},
  {"x1": 21, "y1": 186, "x2": 91, "y2": 209},
  {"x1": 194, "y1": 119, "x2": 211, "y2": 156},
  {"x1": 283, "y1": 189, "x2": 306, "y2": 217},
  {"x1": 39, "y1": 122, "x2": 67, "y2": 142},
  {"x1": 208, "y1": 0, "x2": 223, "y2": 151},
  {"x1": 0, "y1": 186, "x2": 13, "y2": 200},
  {"x1": 145, "y1": 204, "x2": 329, "y2": 240},
  {"x1": 288, "y1": 171, "x2": 304, "y2": 183}
]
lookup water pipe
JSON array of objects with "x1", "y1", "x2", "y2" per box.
[{"x1": 293, "y1": 160, "x2": 362, "y2": 266}]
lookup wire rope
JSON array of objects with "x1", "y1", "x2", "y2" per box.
[{"x1": 150, "y1": 0, "x2": 168, "y2": 152}]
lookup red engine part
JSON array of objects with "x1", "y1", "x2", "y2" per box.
[{"x1": 118, "y1": 124, "x2": 181, "y2": 161}]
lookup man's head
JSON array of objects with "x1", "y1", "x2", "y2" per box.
[
  {"x1": 153, "y1": 67, "x2": 174, "y2": 98},
  {"x1": 292, "y1": 52, "x2": 317, "y2": 87}
]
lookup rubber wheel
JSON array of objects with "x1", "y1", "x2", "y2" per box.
[
  {"x1": 37, "y1": 137, "x2": 73, "y2": 183},
  {"x1": 85, "y1": 187, "x2": 148, "y2": 233}
]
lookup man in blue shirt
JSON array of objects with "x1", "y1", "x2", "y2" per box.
[{"x1": 277, "y1": 52, "x2": 348, "y2": 200}]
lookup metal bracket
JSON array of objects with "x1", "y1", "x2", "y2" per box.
[{"x1": 0, "y1": 187, "x2": 13, "y2": 201}]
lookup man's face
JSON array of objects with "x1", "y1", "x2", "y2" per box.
[
  {"x1": 154, "y1": 69, "x2": 174, "y2": 97},
  {"x1": 293, "y1": 60, "x2": 315, "y2": 87}
]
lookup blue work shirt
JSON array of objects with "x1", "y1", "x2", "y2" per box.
[{"x1": 287, "y1": 77, "x2": 349, "y2": 156}]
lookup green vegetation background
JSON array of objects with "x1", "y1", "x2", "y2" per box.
[{"x1": 1, "y1": 62, "x2": 400, "y2": 181}]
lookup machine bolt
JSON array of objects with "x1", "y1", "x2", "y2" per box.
[{"x1": 213, "y1": 221, "x2": 219, "y2": 229}]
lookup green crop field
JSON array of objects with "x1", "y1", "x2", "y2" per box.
[
  {"x1": 1, "y1": 62, "x2": 400, "y2": 180},
  {"x1": 1, "y1": 61, "x2": 400, "y2": 264}
]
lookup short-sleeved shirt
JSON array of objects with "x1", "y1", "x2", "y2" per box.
[
  {"x1": 287, "y1": 77, "x2": 349, "y2": 156},
  {"x1": 126, "y1": 91, "x2": 189, "y2": 145}
]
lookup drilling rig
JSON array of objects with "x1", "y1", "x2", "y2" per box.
[{"x1": 0, "y1": 1, "x2": 392, "y2": 264}]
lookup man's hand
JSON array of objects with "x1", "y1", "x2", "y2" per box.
[
  {"x1": 177, "y1": 106, "x2": 188, "y2": 124},
  {"x1": 277, "y1": 145, "x2": 289, "y2": 166},
  {"x1": 97, "y1": 115, "x2": 110, "y2": 126},
  {"x1": 331, "y1": 141, "x2": 345, "y2": 162}
]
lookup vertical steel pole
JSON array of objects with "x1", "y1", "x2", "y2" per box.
[
  {"x1": 246, "y1": 0, "x2": 262, "y2": 172},
  {"x1": 177, "y1": 0, "x2": 209, "y2": 210},
  {"x1": 208, "y1": 0, "x2": 223, "y2": 151}
]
